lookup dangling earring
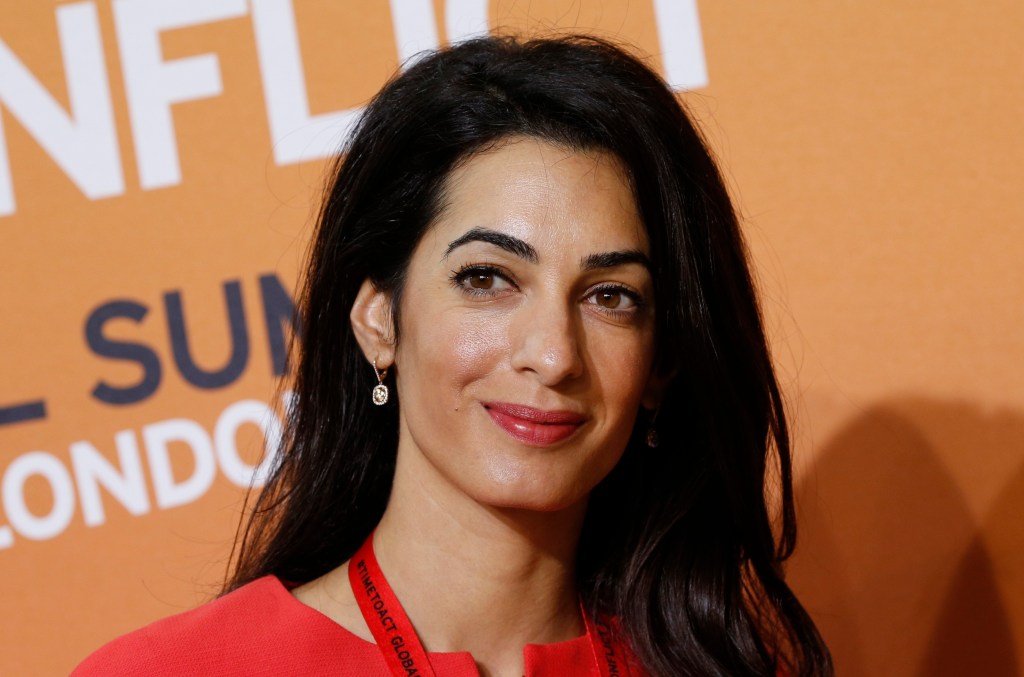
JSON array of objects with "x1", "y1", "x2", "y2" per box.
[
  {"x1": 371, "y1": 358, "x2": 389, "y2": 406},
  {"x1": 645, "y1": 407, "x2": 660, "y2": 449}
]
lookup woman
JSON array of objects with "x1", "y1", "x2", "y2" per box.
[{"x1": 76, "y1": 35, "x2": 832, "y2": 676}]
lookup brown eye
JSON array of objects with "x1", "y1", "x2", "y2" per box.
[
  {"x1": 595, "y1": 290, "x2": 622, "y2": 308},
  {"x1": 452, "y1": 266, "x2": 515, "y2": 295},
  {"x1": 469, "y1": 273, "x2": 494, "y2": 289},
  {"x1": 586, "y1": 286, "x2": 640, "y2": 312}
]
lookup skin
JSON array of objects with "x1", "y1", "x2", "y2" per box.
[{"x1": 294, "y1": 137, "x2": 667, "y2": 677}]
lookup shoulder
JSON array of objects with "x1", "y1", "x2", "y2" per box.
[{"x1": 72, "y1": 576, "x2": 371, "y2": 676}]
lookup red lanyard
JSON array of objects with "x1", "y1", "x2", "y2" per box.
[
  {"x1": 348, "y1": 533, "x2": 635, "y2": 677},
  {"x1": 582, "y1": 607, "x2": 636, "y2": 677},
  {"x1": 349, "y1": 534, "x2": 437, "y2": 677}
]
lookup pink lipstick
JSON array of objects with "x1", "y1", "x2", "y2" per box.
[{"x1": 482, "y1": 402, "x2": 586, "y2": 447}]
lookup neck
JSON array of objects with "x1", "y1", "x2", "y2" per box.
[{"x1": 371, "y1": 447, "x2": 588, "y2": 676}]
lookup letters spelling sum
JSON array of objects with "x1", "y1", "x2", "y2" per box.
[
  {"x1": 85, "y1": 273, "x2": 296, "y2": 405},
  {"x1": 0, "y1": 0, "x2": 706, "y2": 217}
]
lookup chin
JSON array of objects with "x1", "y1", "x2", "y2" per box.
[{"x1": 471, "y1": 471, "x2": 592, "y2": 513}]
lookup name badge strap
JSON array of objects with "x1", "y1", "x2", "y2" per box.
[
  {"x1": 581, "y1": 600, "x2": 634, "y2": 677},
  {"x1": 348, "y1": 534, "x2": 438, "y2": 677}
]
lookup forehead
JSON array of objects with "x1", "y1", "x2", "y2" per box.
[{"x1": 423, "y1": 137, "x2": 648, "y2": 258}]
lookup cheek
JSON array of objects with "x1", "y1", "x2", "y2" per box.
[
  {"x1": 399, "y1": 308, "x2": 509, "y2": 410},
  {"x1": 586, "y1": 327, "x2": 656, "y2": 412},
  {"x1": 452, "y1": 314, "x2": 509, "y2": 376}
]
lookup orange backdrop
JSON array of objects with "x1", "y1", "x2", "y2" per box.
[{"x1": 1, "y1": 2, "x2": 1021, "y2": 675}]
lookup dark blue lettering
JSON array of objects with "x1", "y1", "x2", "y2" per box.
[
  {"x1": 0, "y1": 399, "x2": 47, "y2": 426},
  {"x1": 258, "y1": 273, "x2": 298, "y2": 376},
  {"x1": 86, "y1": 299, "x2": 161, "y2": 405},
  {"x1": 165, "y1": 280, "x2": 248, "y2": 389}
]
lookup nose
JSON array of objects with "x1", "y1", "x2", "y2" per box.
[{"x1": 509, "y1": 298, "x2": 584, "y2": 386}]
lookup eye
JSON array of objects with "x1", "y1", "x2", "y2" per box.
[
  {"x1": 585, "y1": 285, "x2": 643, "y2": 315},
  {"x1": 450, "y1": 264, "x2": 516, "y2": 296},
  {"x1": 467, "y1": 271, "x2": 498, "y2": 290},
  {"x1": 593, "y1": 289, "x2": 630, "y2": 309}
]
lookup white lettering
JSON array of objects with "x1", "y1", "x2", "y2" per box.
[
  {"x1": 444, "y1": 0, "x2": 490, "y2": 44},
  {"x1": 70, "y1": 430, "x2": 150, "y2": 527},
  {"x1": 251, "y1": 0, "x2": 361, "y2": 165},
  {"x1": 0, "y1": 396, "x2": 296, "y2": 549},
  {"x1": 1, "y1": 451, "x2": 76, "y2": 540},
  {"x1": 113, "y1": 0, "x2": 248, "y2": 189},
  {"x1": 281, "y1": 389, "x2": 297, "y2": 419},
  {"x1": 0, "y1": 2, "x2": 123, "y2": 217},
  {"x1": 388, "y1": 0, "x2": 440, "y2": 64},
  {"x1": 255, "y1": 0, "x2": 495, "y2": 166},
  {"x1": 388, "y1": 0, "x2": 489, "y2": 65},
  {"x1": 213, "y1": 399, "x2": 282, "y2": 487},
  {"x1": 142, "y1": 418, "x2": 216, "y2": 509},
  {"x1": 0, "y1": 0, "x2": 705, "y2": 217},
  {"x1": 651, "y1": 0, "x2": 708, "y2": 90}
]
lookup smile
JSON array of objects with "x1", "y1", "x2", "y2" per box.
[{"x1": 482, "y1": 402, "x2": 587, "y2": 447}]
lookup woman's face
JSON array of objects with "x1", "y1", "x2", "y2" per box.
[{"x1": 371, "y1": 137, "x2": 662, "y2": 512}]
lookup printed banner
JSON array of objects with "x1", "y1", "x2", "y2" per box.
[{"x1": 2, "y1": 2, "x2": 1021, "y2": 675}]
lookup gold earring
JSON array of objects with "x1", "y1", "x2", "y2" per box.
[
  {"x1": 645, "y1": 407, "x2": 660, "y2": 448},
  {"x1": 372, "y1": 359, "x2": 389, "y2": 406}
]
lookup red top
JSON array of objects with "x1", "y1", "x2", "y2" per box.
[{"x1": 72, "y1": 575, "x2": 640, "y2": 676}]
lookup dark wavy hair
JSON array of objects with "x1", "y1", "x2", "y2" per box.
[{"x1": 227, "y1": 35, "x2": 832, "y2": 677}]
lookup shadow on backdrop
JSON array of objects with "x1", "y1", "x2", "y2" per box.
[{"x1": 788, "y1": 399, "x2": 1023, "y2": 677}]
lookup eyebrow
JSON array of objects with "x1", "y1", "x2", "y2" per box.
[
  {"x1": 443, "y1": 226, "x2": 651, "y2": 273},
  {"x1": 444, "y1": 227, "x2": 538, "y2": 263},
  {"x1": 581, "y1": 250, "x2": 651, "y2": 272}
]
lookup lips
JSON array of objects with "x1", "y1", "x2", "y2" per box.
[{"x1": 482, "y1": 402, "x2": 587, "y2": 447}]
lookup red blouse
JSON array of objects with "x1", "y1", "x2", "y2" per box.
[{"x1": 72, "y1": 575, "x2": 637, "y2": 676}]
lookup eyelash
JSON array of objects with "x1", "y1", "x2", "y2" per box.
[
  {"x1": 448, "y1": 264, "x2": 646, "y2": 318},
  {"x1": 449, "y1": 264, "x2": 514, "y2": 297}
]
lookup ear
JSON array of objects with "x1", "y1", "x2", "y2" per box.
[{"x1": 350, "y1": 278, "x2": 396, "y2": 368}]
